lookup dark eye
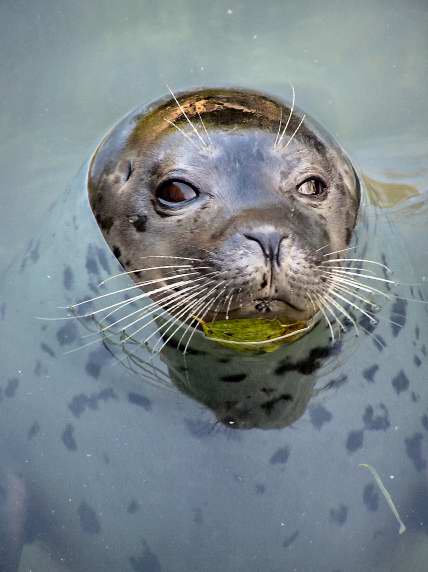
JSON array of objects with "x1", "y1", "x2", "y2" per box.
[
  {"x1": 296, "y1": 178, "x2": 327, "y2": 197},
  {"x1": 155, "y1": 180, "x2": 198, "y2": 208}
]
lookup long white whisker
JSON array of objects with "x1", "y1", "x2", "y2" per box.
[
  {"x1": 320, "y1": 272, "x2": 392, "y2": 299},
  {"x1": 325, "y1": 269, "x2": 397, "y2": 285},
  {"x1": 324, "y1": 289, "x2": 360, "y2": 336},
  {"x1": 283, "y1": 113, "x2": 306, "y2": 150},
  {"x1": 197, "y1": 110, "x2": 213, "y2": 148},
  {"x1": 329, "y1": 285, "x2": 380, "y2": 324},
  {"x1": 308, "y1": 292, "x2": 335, "y2": 343},
  {"x1": 183, "y1": 287, "x2": 227, "y2": 354},
  {"x1": 322, "y1": 246, "x2": 358, "y2": 257},
  {"x1": 166, "y1": 84, "x2": 207, "y2": 148},
  {"x1": 322, "y1": 258, "x2": 392, "y2": 272},
  {"x1": 152, "y1": 280, "x2": 226, "y2": 353},
  {"x1": 165, "y1": 119, "x2": 201, "y2": 151},
  {"x1": 100, "y1": 264, "x2": 211, "y2": 286},
  {"x1": 276, "y1": 83, "x2": 295, "y2": 148},
  {"x1": 273, "y1": 108, "x2": 283, "y2": 147},
  {"x1": 66, "y1": 271, "x2": 205, "y2": 309}
]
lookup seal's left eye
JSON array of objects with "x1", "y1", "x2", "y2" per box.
[
  {"x1": 156, "y1": 180, "x2": 198, "y2": 207},
  {"x1": 296, "y1": 178, "x2": 327, "y2": 197}
]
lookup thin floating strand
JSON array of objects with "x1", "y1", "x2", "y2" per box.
[{"x1": 359, "y1": 463, "x2": 406, "y2": 535}]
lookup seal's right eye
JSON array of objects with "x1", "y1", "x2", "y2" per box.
[{"x1": 155, "y1": 180, "x2": 198, "y2": 208}]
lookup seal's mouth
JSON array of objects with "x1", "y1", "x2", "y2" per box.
[{"x1": 253, "y1": 297, "x2": 304, "y2": 314}]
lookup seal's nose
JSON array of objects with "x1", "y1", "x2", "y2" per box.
[{"x1": 243, "y1": 230, "x2": 286, "y2": 265}]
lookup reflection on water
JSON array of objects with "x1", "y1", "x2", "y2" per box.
[{"x1": 1, "y1": 0, "x2": 428, "y2": 571}]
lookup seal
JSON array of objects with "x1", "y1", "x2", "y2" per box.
[
  {"x1": 87, "y1": 88, "x2": 361, "y2": 349},
  {"x1": 1, "y1": 87, "x2": 428, "y2": 572}
]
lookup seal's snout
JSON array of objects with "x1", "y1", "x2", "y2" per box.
[{"x1": 243, "y1": 229, "x2": 287, "y2": 266}]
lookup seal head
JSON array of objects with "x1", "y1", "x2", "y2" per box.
[{"x1": 88, "y1": 88, "x2": 360, "y2": 328}]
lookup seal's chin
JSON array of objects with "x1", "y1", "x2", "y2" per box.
[{"x1": 206, "y1": 297, "x2": 311, "y2": 323}]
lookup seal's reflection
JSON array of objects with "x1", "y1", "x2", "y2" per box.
[{"x1": 94, "y1": 315, "x2": 344, "y2": 430}]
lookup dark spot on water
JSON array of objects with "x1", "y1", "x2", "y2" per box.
[
  {"x1": 363, "y1": 483, "x2": 379, "y2": 511},
  {"x1": 27, "y1": 422, "x2": 40, "y2": 440},
  {"x1": 390, "y1": 298, "x2": 407, "y2": 337},
  {"x1": 415, "y1": 326, "x2": 420, "y2": 340},
  {"x1": 62, "y1": 424, "x2": 77, "y2": 451},
  {"x1": 261, "y1": 394, "x2": 292, "y2": 416},
  {"x1": 132, "y1": 215, "x2": 148, "y2": 233},
  {"x1": 218, "y1": 357, "x2": 231, "y2": 364},
  {"x1": 85, "y1": 245, "x2": 100, "y2": 277},
  {"x1": 414, "y1": 355, "x2": 422, "y2": 368},
  {"x1": 69, "y1": 388, "x2": 118, "y2": 418},
  {"x1": 283, "y1": 530, "x2": 299, "y2": 549},
  {"x1": 0, "y1": 303, "x2": 6, "y2": 320},
  {"x1": 255, "y1": 483, "x2": 266, "y2": 495},
  {"x1": 85, "y1": 345, "x2": 113, "y2": 379},
  {"x1": 184, "y1": 418, "x2": 213, "y2": 439},
  {"x1": 96, "y1": 246, "x2": 110, "y2": 274},
  {"x1": 412, "y1": 392, "x2": 420, "y2": 403},
  {"x1": 309, "y1": 404, "x2": 333, "y2": 430},
  {"x1": 103, "y1": 453, "x2": 110, "y2": 465},
  {"x1": 363, "y1": 404, "x2": 390, "y2": 431},
  {"x1": 221, "y1": 373, "x2": 247, "y2": 383},
  {"x1": 422, "y1": 345, "x2": 427, "y2": 357},
  {"x1": 329, "y1": 504, "x2": 348, "y2": 526},
  {"x1": 270, "y1": 447, "x2": 289, "y2": 466},
  {"x1": 346, "y1": 430, "x2": 364, "y2": 453},
  {"x1": 113, "y1": 246, "x2": 121, "y2": 259},
  {"x1": 63, "y1": 266, "x2": 74, "y2": 290},
  {"x1": 405, "y1": 433, "x2": 426, "y2": 472},
  {"x1": 392, "y1": 370, "x2": 410, "y2": 394},
  {"x1": 5, "y1": 378, "x2": 19, "y2": 398},
  {"x1": 128, "y1": 392, "x2": 151, "y2": 410},
  {"x1": 130, "y1": 540, "x2": 161, "y2": 572},
  {"x1": 127, "y1": 500, "x2": 140, "y2": 514},
  {"x1": 358, "y1": 314, "x2": 377, "y2": 334},
  {"x1": 372, "y1": 334, "x2": 385, "y2": 351},
  {"x1": 41, "y1": 343, "x2": 55, "y2": 358},
  {"x1": 56, "y1": 321, "x2": 78, "y2": 346},
  {"x1": 363, "y1": 364, "x2": 379, "y2": 383},
  {"x1": 274, "y1": 345, "x2": 332, "y2": 376},
  {"x1": 422, "y1": 415, "x2": 428, "y2": 432},
  {"x1": 321, "y1": 373, "x2": 348, "y2": 392},
  {"x1": 78, "y1": 501, "x2": 101, "y2": 535}
]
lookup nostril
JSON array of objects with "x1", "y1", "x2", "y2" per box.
[{"x1": 243, "y1": 231, "x2": 286, "y2": 265}]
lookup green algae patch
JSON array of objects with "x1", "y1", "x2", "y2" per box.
[{"x1": 199, "y1": 317, "x2": 312, "y2": 353}]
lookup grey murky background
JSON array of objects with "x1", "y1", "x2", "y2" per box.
[{"x1": 1, "y1": 1, "x2": 428, "y2": 570}]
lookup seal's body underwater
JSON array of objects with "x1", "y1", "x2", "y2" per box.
[{"x1": 0, "y1": 88, "x2": 427, "y2": 572}]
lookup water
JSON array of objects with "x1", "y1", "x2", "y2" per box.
[{"x1": 1, "y1": 1, "x2": 428, "y2": 570}]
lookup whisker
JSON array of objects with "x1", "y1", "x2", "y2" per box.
[
  {"x1": 324, "y1": 292, "x2": 359, "y2": 335},
  {"x1": 323, "y1": 268, "x2": 397, "y2": 285},
  {"x1": 276, "y1": 83, "x2": 295, "y2": 148},
  {"x1": 283, "y1": 113, "x2": 306, "y2": 150},
  {"x1": 322, "y1": 258, "x2": 392, "y2": 272},
  {"x1": 165, "y1": 119, "x2": 201, "y2": 151},
  {"x1": 322, "y1": 265, "x2": 377, "y2": 276},
  {"x1": 153, "y1": 281, "x2": 226, "y2": 353},
  {"x1": 124, "y1": 281, "x2": 214, "y2": 345},
  {"x1": 197, "y1": 110, "x2": 214, "y2": 148},
  {"x1": 273, "y1": 107, "x2": 283, "y2": 148},
  {"x1": 327, "y1": 289, "x2": 372, "y2": 329},
  {"x1": 320, "y1": 272, "x2": 392, "y2": 299},
  {"x1": 183, "y1": 287, "x2": 227, "y2": 354},
  {"x1": 166, "y1": 84, "x2": 207, "y2": 149},
  {"x1": 308, "y1": 292, "x2": 335, "y2": 343},
  {"x1": 322, "y1": 246, "x2": 358, "y2": 257},
  {"x1": 138, "y1": 255, "x2": 204, "y2": 262},
  {"x1": 66, "y1": 271, "x2": 206, "y2": 309},
  {"x1": 177, "y1": 285, "x2": 228, "y2": 352},
  {"x1": 99, "y1": 264, "x2": 211, "y2": 286}
]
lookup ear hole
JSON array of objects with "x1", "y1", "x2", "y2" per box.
[{"x1": 116, "y1": 159, "x2": 133, "y2": 184}]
